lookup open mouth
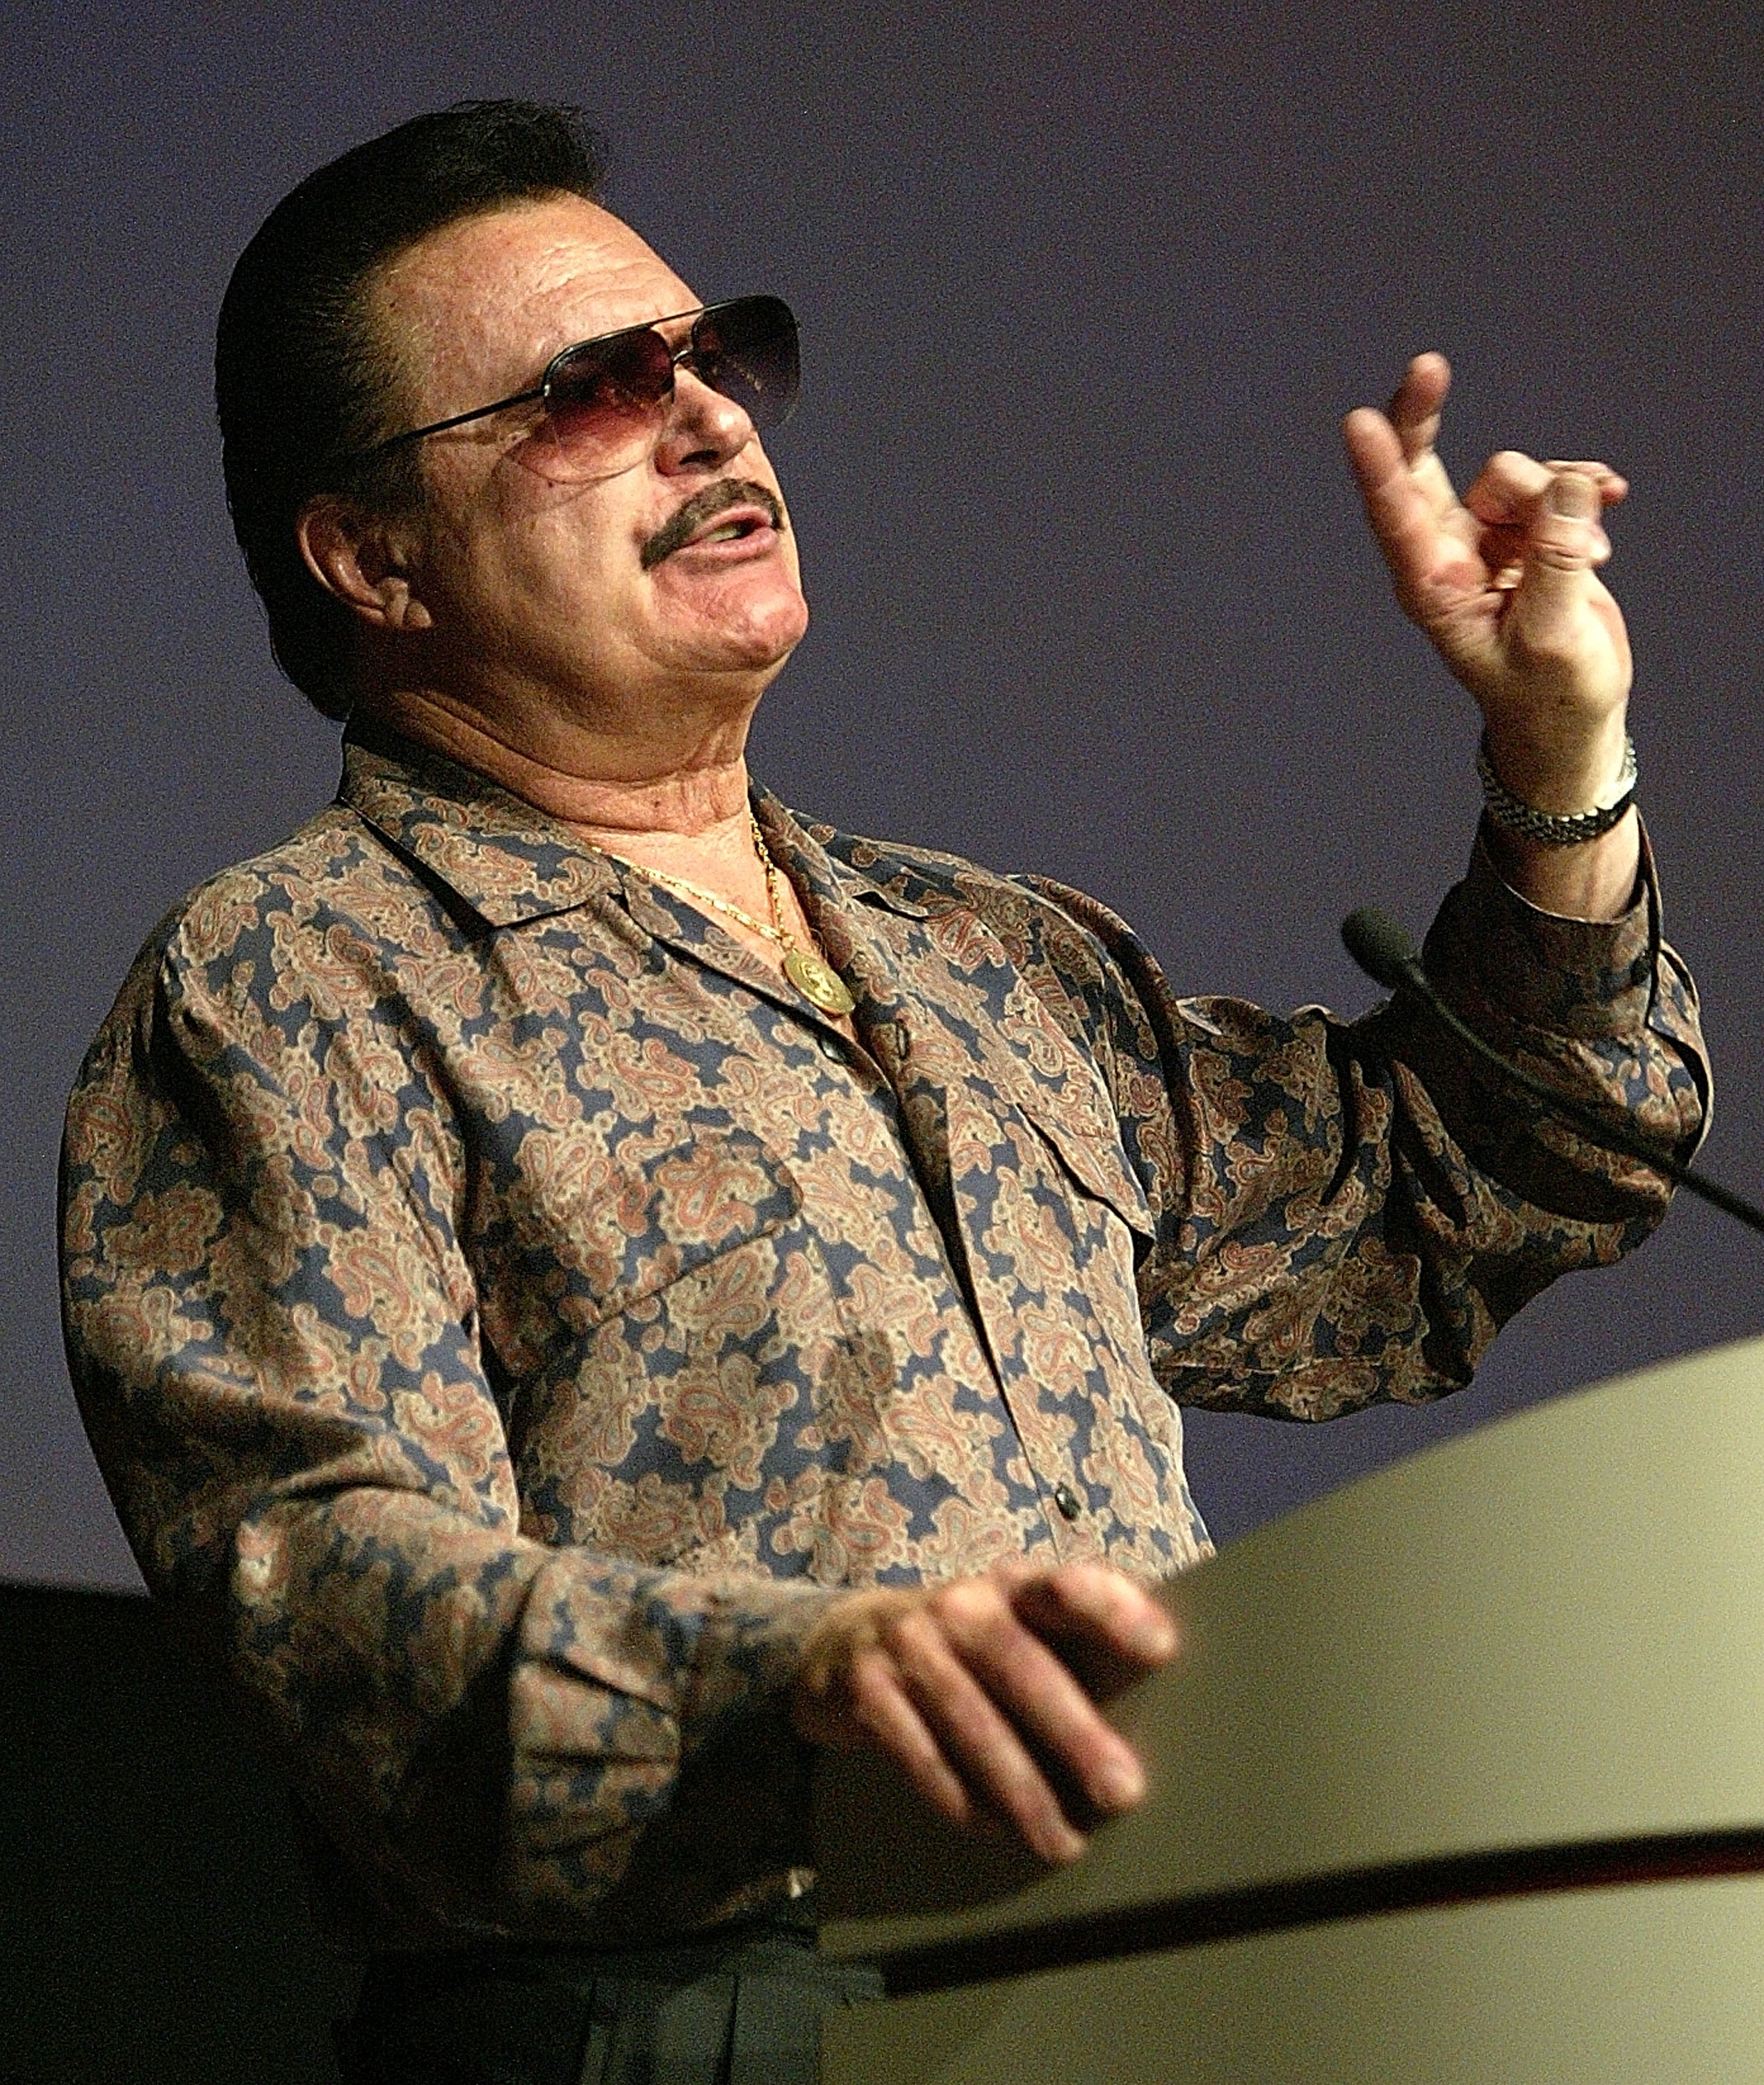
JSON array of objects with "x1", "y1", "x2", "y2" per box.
[
  {"x1": 690, "y1": 514, "x2": 768, "y2": 548},
  {"x1": 642, "y1": 480, "x2": 787, "y2": 569}
]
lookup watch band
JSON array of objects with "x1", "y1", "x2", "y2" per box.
[{"x1": 1476, "y1": 733, "x2": 1638, "y2": 846}]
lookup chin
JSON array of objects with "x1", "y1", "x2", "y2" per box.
[{"x1": 681, "y1": 577, "x2": 810, "y2": 673}]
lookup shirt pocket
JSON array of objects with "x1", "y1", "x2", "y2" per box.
[
  {"x1": 1003, "y1": 1072, "x2": 1155, "y2": 1250},
  {"x1": 557, "y1": 1125, "x2": 806, "y2": 1332},
  {"x1": 999, "y1": 1077, "x2": 1184, "y2": 1462},
  {"x1": 496, "y1": 1124, "x2": 877, "y2": 1573},
  {"x1": 478, "y1": 1118, "x2": 804, "y2": 1362}
]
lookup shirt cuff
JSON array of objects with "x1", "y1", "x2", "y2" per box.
[
  {"x1": 503, "y1": 1556, "x2": 842, "y2": 1937},
  {"x1": 1421, "y1": 817, "x2": 1663, "y2": 1042}
]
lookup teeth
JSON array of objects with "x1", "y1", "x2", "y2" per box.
[{"x1": 699, "y1": 521, "x2": 746, "y2": 544}]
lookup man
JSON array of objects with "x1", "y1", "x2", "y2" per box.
[{"x1": 60, "y1": 101, "x2": 1705, "y2": 2083}]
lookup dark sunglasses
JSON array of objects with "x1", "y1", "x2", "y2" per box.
[{"x1": 367, "y1": 294, "x2": 799, "y2": 482}]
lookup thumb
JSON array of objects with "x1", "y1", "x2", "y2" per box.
[{"x1": 1510, "y1": 468, "x2": 1601, "y2": 651}]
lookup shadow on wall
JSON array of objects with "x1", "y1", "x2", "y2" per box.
[{"x1": 1, "y1": 1584, "x2": 355, "y2": 2084}]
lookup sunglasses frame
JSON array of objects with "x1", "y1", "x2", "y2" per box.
[{"x1": 364, "y1": 295, "x2": 799, "y2": 463}]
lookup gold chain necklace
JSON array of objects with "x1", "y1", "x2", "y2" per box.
[{"x1": 598, "y1": 813, "x2": 857, "y2": 1017}]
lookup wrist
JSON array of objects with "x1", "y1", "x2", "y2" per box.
[{"x1": 1477, "y1": 728, "x2": 1637, "y2": 845}]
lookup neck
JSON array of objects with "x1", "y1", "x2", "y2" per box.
[{"x1": 361, "y1": 684, "x2": 756, "y2": 836}]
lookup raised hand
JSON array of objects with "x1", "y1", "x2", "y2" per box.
[{"x1": 1343, "y1": 353, "x2": 1640, "y2": 918}]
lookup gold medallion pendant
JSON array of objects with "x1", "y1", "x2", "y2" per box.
[
  {"x1": 590, "y1": 813, "x2": 860, "y2": 1021},
  {"x1": 783, "y1": 946, "x2": 858, "y2": 1015}
]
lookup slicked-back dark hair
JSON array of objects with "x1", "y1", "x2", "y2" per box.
[{"x1": 215, "y1": 101, "x2": 606, "y2": 718}]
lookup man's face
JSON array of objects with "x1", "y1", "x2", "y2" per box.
[{"x1": 365, "y1": 195, "x2": 808, "y2": 738}]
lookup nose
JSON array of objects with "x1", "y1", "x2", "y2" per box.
[{"x1": 653, "y1": 363, "x2": 757, "y2": 474}]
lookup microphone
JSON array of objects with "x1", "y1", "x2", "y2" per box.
[
  {"x1": 1341, "y1": 907, "x2": 1431, "y2": 997},
  {"x1": 1340, "y1": 906, "x2": 1764, "y2": 1239}
]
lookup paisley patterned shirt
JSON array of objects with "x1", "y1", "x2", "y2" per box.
[{"x1": 59, "y1": 733, "x2": 1706, "y2": 1952}]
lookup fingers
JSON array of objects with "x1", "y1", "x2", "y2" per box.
[
  {"x1": 840, "y1": 1630, "x2": 976, "y2": 1828},
  {"x1": 793, "y1": 1564, "x2": 1175, "y2": 1866},
  {"x1": 1505, "y1": 467, "x2": 1611, "y2": 655},
  {"x1": 1340, "y1": 350, "x2": 1453, "y2": 499},
  {"x1": 1545, "y1": 460, "x2": 1628, "y2": 503},
  {"x1": 1344, "y1": 354, "x2": 1634, "y2": 718},
  {"x1": 1385, "y1": 350, "x2": 1451, "y2": 464},
  {"x1": 1350, "y1": 353, "x2": 1628, "y2": 523},
  {"x1": 900, "y1": 1585, "x2": 1136, "y2": 1861},
  {"x1": 1007, "y1": 1557, "x2": 1177, "y2": 1698},
  {"x1": 1464, "y1": 450, "x2": 1626, "y2": 530},
  {"x1": 1341, "y1": 402, "x2": 1470, "y2": 617},
  {"x1": 1340, "y1": 402, "x2": 1407, "y2": 503},
  {"x1": 1341, "y1": 353, "x2": 1469, "y2": 613}
]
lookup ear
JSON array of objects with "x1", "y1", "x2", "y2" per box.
[{"x1": 297, "y1": 496, "x2": 434, "y2": 634}]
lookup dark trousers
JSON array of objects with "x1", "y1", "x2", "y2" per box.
[{"x1": 337, "y1": 1918, "x2": 883, "y2": 2085}]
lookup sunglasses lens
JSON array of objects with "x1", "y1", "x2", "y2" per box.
[
  {"x1": 521, "y1": 298, "x2": 799, "y2": 480},
  {"x1": 528, "y1": 327, "x2": 676, "y2": 478},
  {"x1": 690, "y1": 297, "x2": 800, "y2": 432}
]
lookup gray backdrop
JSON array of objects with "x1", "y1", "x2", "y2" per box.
[{"x1": 7, "y1": 1, "x2": 1761, "y2": 1591}]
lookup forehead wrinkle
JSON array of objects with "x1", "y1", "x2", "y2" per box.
[{"x1": 373, "y1": 197, "x2": 701, "y2": 429}]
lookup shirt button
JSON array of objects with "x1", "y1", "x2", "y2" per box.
[
  {"x1": 1053, "y1": 1482, "x2": 1082, "y2": 1522},
  {"x1": 818, "y1": 1034, "x2": 844, "y2": 1063}
]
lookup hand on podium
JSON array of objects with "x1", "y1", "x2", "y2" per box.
[{"x1": 792, "y1": 1560, "x2": 1177, "y2": 1867}]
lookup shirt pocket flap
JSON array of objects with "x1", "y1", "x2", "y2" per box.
[
  {"x1": 560, "y1": 1125, "x2": 804, "y2": 1330},
  {"x1": 1007, "y1": 1079, "x2": 1155, "y2": 1243}
]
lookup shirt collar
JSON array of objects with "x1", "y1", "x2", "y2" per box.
[
  {"x1": 751, "y1": 787, "x2": 931, "y2": 922},
  {"x1": 337, "y1": 726, "x2": 930, "y2": 931},
  {"x1": 338, "y1": 729, "x2": 622, "y2": 928}
]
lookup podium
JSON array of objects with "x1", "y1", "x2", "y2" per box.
[{"x1": 812, "y1": 1336, "x2": 1764, "y2": 2082}]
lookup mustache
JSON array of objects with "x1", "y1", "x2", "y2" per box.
[{"x1": 639, "y1": 479, "x2": 787, "y2": 571}]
